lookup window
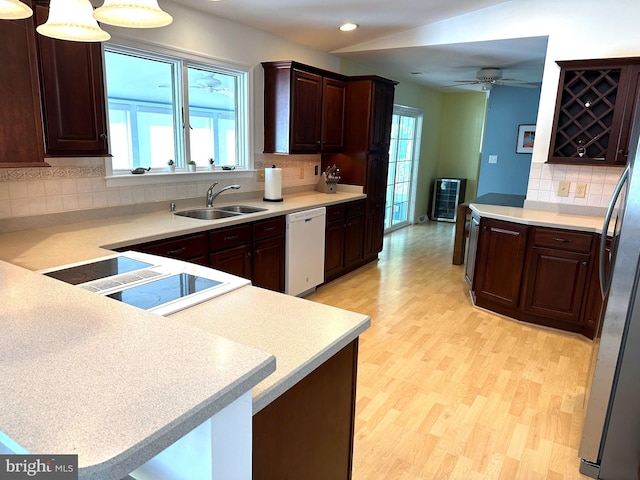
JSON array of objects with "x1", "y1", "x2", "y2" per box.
[{"x1": 103, "y1": 44, "x2": 248, "y2": 173}]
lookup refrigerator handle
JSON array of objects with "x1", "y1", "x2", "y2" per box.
[{"x1": 600, "y1": 164, "x2": 630, "y2": 296}]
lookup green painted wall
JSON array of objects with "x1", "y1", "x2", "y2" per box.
[{"x1": 437, "y1": 92, "x2": 488, "y2": 203}]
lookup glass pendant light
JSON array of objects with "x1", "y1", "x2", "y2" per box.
[
  {"x1": 36, "y1": 0, "x2": 110, "y2": 42},
  {"x1": 93, "y1": 0, "x2": 173, "y2": 28},
  {"x1": 0, "y1": 0, "x2": 33, "y2": 20}
]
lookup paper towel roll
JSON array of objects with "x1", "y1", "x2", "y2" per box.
[{"x1": 264, "y1": 165, "x2": 283, "y2": 201}]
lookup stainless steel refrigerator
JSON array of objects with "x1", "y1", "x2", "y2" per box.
[{"x1": 579, "y1": 104, "x2": 640, "y2": 478}]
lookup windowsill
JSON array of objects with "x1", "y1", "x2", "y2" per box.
[{"x1": 105, "y1": 169, "x2": 255, "y2": 187}]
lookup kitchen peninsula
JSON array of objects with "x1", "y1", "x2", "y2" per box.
[
  {"x1": 466, "y1": 203, "x2": 605, "y2": 339},
  {"x1": 0, "y1": 190, "x2": 371, "y2": 479}
]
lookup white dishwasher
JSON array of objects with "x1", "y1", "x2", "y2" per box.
[{"x1": 285, "y1": 207, "x2": 326, "y2": 296}]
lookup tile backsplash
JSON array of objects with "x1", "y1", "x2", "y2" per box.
[
  {"x1": 0, "y1": 155, "x2": 320, "y2": 222},
  {"x1": 525, "y1": 163, "x2": 625, "y2": 213}
]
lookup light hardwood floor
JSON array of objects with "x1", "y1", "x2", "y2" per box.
[{"x1": 307, "y1": 221, "x2": 593, "y2": 480}]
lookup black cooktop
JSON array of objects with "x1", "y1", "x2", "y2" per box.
[
  {"x1": 106, "y1": 274, "x2": 222, "y2": 310},
  {"x1": 44, "y1": 257, "x2": 153, "y2": 285}
]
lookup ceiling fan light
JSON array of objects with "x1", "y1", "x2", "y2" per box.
[
  {"x1": 93, "y1": 0, "x2": 173, "y2": 28},
  {"x1": 36, "y1": 0, "x2": 110, "y2": 42},
  {"x1": 0, "y1": 0, "x2": 32, "y2": 19}
]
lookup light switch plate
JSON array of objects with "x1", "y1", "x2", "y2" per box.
[
  {"x1": 576, "y1": 183, "x2": 587, "y2": 198},
  {"x1": 558, "y1": 180, "x2": 570, "y2": 197},
  {"x1": 488, "y1": 155, "x2": 498, "y2": 164}
]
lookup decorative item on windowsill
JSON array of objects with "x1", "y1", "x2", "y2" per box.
[
  {"x1": 131, "y1": 167, "x2": 150, "y2": 174},
  {"x1": 167, "y1": 159, "x2": 175, "y2": 173},
  {"x1": 187, "y1": 160, "x2": 196, "y2": 172},
  {"x1": 208, "y1": 158, "x2": 216, "y2": 171},
  {"x1": 315, "y1": 164, "x2": 340, "y2": 194}
]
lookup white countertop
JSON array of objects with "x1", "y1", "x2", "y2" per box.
[
  {"x1": 0, "y1": 190, "x2": 366, "y2": 271},
  {"x1": 469, "y1": 203, "x2": 605, "y2": 233},
  {"x1": 0, "y1": 190, "x2": 370, "y2": 478},
  {"x1": 0, "y1": 261, "x2": 275, "y2": 479}
]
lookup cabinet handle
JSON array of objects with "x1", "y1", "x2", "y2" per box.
[
  {"x1": 167, "y1": 247, "x2": 186, "y2": 255},
  {"x1": 552, "y1": 237, "x2": 570, "y2": 243},
  {"x1": 263, "y1": 226, "x2": 276, "y2": 232},
  {"x1": 582, "y1": 261, "x2": 588, "y2": 267},
  {"x1": 224, "y1": 235, "x2": 239, "y2": 241}
]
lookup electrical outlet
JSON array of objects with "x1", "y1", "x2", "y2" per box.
[
  {"x1": 299, "y1": 167, "x2": 304, "y2": 179},
  {"x1": 576, "y1": 183, "x2": 587, "y2": 198},
  {"x1": 558, "y1": 180, "x2": 570, "y2": 197},
  {"x1": 257, "y1": 169, "x2": 265, "y2": 182},
  {"x1": 488, "y1": 155, "x2": 498, "y2": 164}
]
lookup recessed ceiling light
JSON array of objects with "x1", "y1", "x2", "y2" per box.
[{"x1": 339, "y1": 22, "x2": 358, "y2": 32}]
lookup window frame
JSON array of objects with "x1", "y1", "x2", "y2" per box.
[{"x1": 102, "y1": 38, "x2": 253, "y2": 183}]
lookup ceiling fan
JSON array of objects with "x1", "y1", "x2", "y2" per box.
[
  {"x1": 446, "y1": 67, "x2": 539, "y2": 90},
  {"x1": 158, "y1": 73, "x2": 230, "y2": 94}
]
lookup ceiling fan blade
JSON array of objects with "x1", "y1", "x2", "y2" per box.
[{"x1": 496, "y1": 80, "x2": 539, "y2": 88}]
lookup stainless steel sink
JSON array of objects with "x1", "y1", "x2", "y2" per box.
[
  {"x1": 174, "y1": 208, "x2": 242, "y2": 220},
  {"x1": 216, "y1": 205, "x2": 268, "y2": 214}
]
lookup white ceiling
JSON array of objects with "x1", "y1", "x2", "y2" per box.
[{"x1": 170, "y1": 0, "x2": 548, "y2": 91}]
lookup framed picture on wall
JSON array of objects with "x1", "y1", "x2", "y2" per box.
[{"x1": 516, "y1": 124, "x2": 536, "y2": 154}]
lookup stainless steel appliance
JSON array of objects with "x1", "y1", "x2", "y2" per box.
[
  {"x1": 40, "y1": 251, "x2": 250, "y2": 316},
  {"x1": 579, "y1": 104, "x2": 640, "y2": 478}
]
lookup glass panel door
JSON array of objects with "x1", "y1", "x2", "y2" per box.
[{"x1": 385, "y1": 106, "x2": 422, "y2": 232}]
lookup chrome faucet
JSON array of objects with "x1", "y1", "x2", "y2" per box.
[{"x1": 206, "y1": 182, "x2": 241, "y2": 207}]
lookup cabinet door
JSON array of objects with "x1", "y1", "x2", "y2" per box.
[
  {"x1": 35, "y1": 5, "x2": 108, "y2": 156},
  {"x1": 0, "y1": 2, "x2": 45, "y2": 167},
  {"x1": 210, "y1": 245, "x2": 252, "y2": 279},
  {"x1": 321, "y1": 77, "x2": 346, "y2": 151},
  {"x1": 325, "y1": 219, "x2": 346, "y2": 280},
  {"x1": 370, "y1": 80, "x2": 395, "y2": 151},
  {"x1": 522, "y1": 247, "x2": 590, "y2": 324},
  {"x1": 474, "y1": 219, "x2": 528, "y2": 310},
  {"x1": 290, "y1": 69, "x2": 322, "y2": 153},
  {"x1": 253, "y1": 236, "x2": 285, "y2": 292},
  {"x1": 344, "y1": 214, "x2": 364, "y2": 268}
]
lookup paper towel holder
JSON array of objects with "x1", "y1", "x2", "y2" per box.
[{"x1": 263, "y1": 164, "x2": 284, "y2": 202}]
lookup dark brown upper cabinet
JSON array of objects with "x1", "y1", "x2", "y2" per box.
[
  {"x1": 548, "y1": 58, "x2": 640, "y2": 166},
  {"x1": 262, "y1": 61, "x2": 347, "y2": 154},
  {"x1": 0, "y1": 1, "x2": 46, "y2": 167},
  {"x1": 35, "y1": 4, "x2": 109, "y2": 157}
]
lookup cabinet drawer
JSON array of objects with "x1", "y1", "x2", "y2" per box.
[
  {"x1": 347, "y1": 199, "x2": 365, "y2": 217},
  {"x1": 210, "y1": 225, "x2": 251, "y2": 250},
  {"x1": 532, "y1": 228, "x2": 593, "y2": 253},
  {"x1": 140, "y1": 233, "x2": 207, "y2": 260},
  {"x1": 253, "y1": 216, "x2": 285, "y2": 241},
  {"x1": 326, "y1": 204, "x2": 346, "y2": 222}
]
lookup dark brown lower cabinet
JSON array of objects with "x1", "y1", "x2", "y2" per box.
[
  {"x1": 253, "y1": 235, "x2": 285, "y2": 292},
  {"x1": 253, "y1": 340, "x2": 358, "y2": 480},
  {"x1": 474, "y1": 218, "x2": 528, "y2": 310},
  {"x1": 210, "y1": 244, "x2": 251, "y2": 278},
  {"x1": 324, "y1": 200, "x2": 365, "y2": 282},
  {"x1": 521, "y1": 246, "x2": 590, "y2": 325},
  {"x1": 123, "y1": 216, "x2": 286, "y2": 293},
  {"x1": 472, "y1": 218, "x2": 600, "y2": 338}
]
